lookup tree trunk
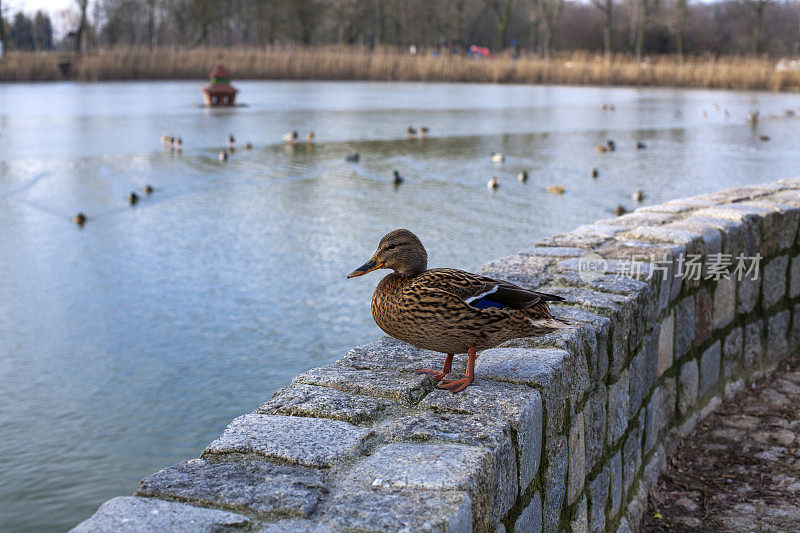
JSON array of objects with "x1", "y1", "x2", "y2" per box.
[
  {"x1": 593, "y1": 0, "x2": 613, "y2": 57},
  {"x1": 750, "y1": 0, "x2": 767, "y2": 54},
  {"x1": 634, "y1": 0, "x2": 649, "y2": 61},
  {"x1": 490, "y1": 0, "x2": 514, "y2": 50},
  {"x1": 675, "y1": 0, "x2": 687, "y2": 57},
  {"x1": 74, "y1": 0, "x2": 88, "y2": 54}
]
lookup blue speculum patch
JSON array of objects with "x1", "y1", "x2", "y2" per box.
[{"x1": 470, "y1": 298, "x2": 507, "y2": 309}]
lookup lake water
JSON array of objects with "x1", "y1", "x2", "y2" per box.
[{"x1": 1, "y1": 80, "x2": 798, "y2": 531}]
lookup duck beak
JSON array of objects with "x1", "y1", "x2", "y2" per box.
[{"x1": 347, "y1": 256, "x2": 383, "y2": 278}]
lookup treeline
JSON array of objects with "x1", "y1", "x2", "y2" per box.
[{"x1": 2, "y1": 0, "x2": 799, "y2": 57}]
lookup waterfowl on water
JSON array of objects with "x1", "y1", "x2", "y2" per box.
[
  {"x1": 144, "y1": 185, "x2": 154, "y2": 195},
  {"x1": 487, "y1": 177, "x2": 499, "y2": 189},
  {"x1": 128, "y1": 192, "x2": 139, "y2": 206},
  {"x1": 606, "y1": 139, "x2": 616, "y2": 152},
  {"x1": 632, "y1": 190, "x2": 645, "y2": 202},
  {"x1": 517, "y1": 170, "x2": 529, "y2": 182},
  {"x1": 595, "y1": 145, "x2": 608, "y2": 154},
  {"x1": 393, "y1": 170, "x2": 404, "y2": 186},
  {"x1": 283, "y1": 131, "x2": 299, "y2": 145},
  {"x1": 636, "y1": 141, "x2": 646, "y2": 149},
  {"x1": 614, "y1": 205, "x2": 627, "y2": 216},
  {"x1": 420, "y1": 127, "x2": 430, "y2": 135},
  {"x1": 546, "y1": 185, "x2": 565, "y2": 195},
  {"x1": 407, "y1": 126, "x2": 417, "y2": 137},
  {"x1": 345, "y1": 153, "x2": 360, "y2": 163},
  {"x1": 174, "y1": 137, "x2": 183, "y2": 150},
  {"x1": 347, "y1": 229, "x2": 569, "y2": 392},
  {"x1": 759, "y1": 135, "x2": 770, "y2": 142},
  {"x1": 490, "y1": 152, "x2": 504, "y2": 163},
  {"x1": 748, "y1": 111, "x2": 759, "y2": 124},
  {"x1": 219, "y1": 150, "x2": 228, "y2": 161},
  {"x1": 73, "y1": 212, "x2": 87, "y2": 226},
  {"x1": 244, "y1": 142, "x2": 253, "y2": 150},
  {"x1": 306, "y1": 132, "x2": 315, "y2": 143},
  {"x1": 227, "y1": 134, "x2": 235, "y2": 150},
  {"x1": 590, "y1": 168, "x2": 599, "y2": 178}
]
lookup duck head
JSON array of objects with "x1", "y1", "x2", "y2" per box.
[{"x1": 347, "y1": 229, "x2": 428, "y2": 279}]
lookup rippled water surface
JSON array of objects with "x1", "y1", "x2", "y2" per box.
[{"x1": 1, "y1": 80, "x2": 799, "y2": 531}]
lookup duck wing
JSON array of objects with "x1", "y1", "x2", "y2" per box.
[{"x1": 413, "y1": 268, "x2": 563, "y2": 310}]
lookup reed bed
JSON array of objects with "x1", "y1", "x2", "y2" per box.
[{"x1": 2, "y1": 46, "x2": 799, "y2": 91}]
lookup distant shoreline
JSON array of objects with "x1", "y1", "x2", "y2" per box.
[{"x1": 2, "y1": 47, "x2": 799, "y2": 92}]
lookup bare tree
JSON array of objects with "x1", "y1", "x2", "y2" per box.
[
  {"x1": 673, "y1": 0, "x2": 687, "y2": 57},
  {"x1": 486, "y1": 0, "x2": 514, "y2": 49},
  {"x1": 634, "y1": 0, "x2": 650, "y2": 61},
  {"x1": 539, "y1": 0, "x2": 564, "y2": 56},
  {"x1": 743, "y1": 0, "x2": 768, "y2": 54},
  {"x1": 592, "y1": 0, "x2": 613, "y2": 56},
  {"x1": 74, "y1": 0, "x2": 89, "y2": 53}
]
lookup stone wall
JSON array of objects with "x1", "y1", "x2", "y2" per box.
[{"x1": 73, "y1": 179, "x2": 800, "y2": 532}]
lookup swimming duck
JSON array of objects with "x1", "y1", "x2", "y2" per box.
[
  {"x1": 174, "y1": 137, "x2": 183, "y2": 150},
  {"x1": 128, "y1": 192, "x2": 139, "y2": 205},
  {"x1": 517, "y1": 170, "x2": 529, "y2": 182},
  {"x1": 283, "y1": 131, "x2": 299, "y2": 145},
  {"x1": 345, "y1": 153, "x2": 360, "y2": 163},
  {"x1": 487, "y1": 177, "x2": 499, "y2": 189},
  {"x1": 759, "y1": 135, "x2": 770, "y2": 142},
  {"x1": 407, "y1": 126, "x2": 417, "y2": 137},
  {"x1": 219, "y1": 150, "x2": 228, "y2": 161},
  {"x1": 546, "y1": 185, "x2": 565, "y2": 194},
  {"x1": 606, "y1": 139, "x2": 616, "y2": 151},
  {"x1": 748, "y1": 111, "x2": 759, "y2": 124},
  {"x1": 244, "y1": 142, "x2": 253, "y2": 150},
  {"x1": 636, "y1": 141, "x2": 646, "y2": 149},
  {"x1": 227, "y1": 134, "x2": 235, "y2": 150},
  {"x1": 420, "y1": 127, "x2": 430, "y2": 135},
  {"x1": 614, "y1": 205, "x2": 627, "y2": 216},
  {"x1": 73, "y1": 212, "x2": 87, "y2": 226},
  {"x1": 632, "y1": 190, "x2": 645, "y2": 202},
  {"x1": 347, "y1": 229, "x2": 569, "y2": 392},
  {"x1": 490, "y1": 152, "x2": 504, "y2": 163},
  {"x1": 590, "y1": 168, "x2": 599, "y2": 178},
  {"x1": 144, "y1": 185, "x2": 154, "y2": 195},
  {"x1": 306, "y1": 131, "x2": 315, "y2": 143},
  {"x1": 393, "y1": 170, "x2": 404, "y2": 186},
  {"x1": 595, "y1": 145, "x2": 608, "y2": 154}
]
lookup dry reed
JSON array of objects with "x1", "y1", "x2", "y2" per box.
[{"x1": 1, "y1": 46, "x2": 799, "y2": 91}]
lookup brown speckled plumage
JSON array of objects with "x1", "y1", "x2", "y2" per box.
[{"x1": 348, "y1": 229, "x2": 569, "y2": 392}]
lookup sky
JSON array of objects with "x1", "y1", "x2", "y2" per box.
[{"x1": 7, "y1": 0, "x2": 73, "y2": 16}]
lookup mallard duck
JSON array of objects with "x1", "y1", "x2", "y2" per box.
[
  {"x1": 595, "y1": 145, "x2": 608, "y2": 154},
  {"x1": 636, "y1": 141, "x2": 646, "y2": 149},
  {"x1": 589, "y1": 168, "x2": 599, "y2": 178},
  {"x1": 347, "y1": 229, "x2": 569, "y2": 392},
  {"x1": 546, "y1": 185, "x2": 565, "y2": 194},
  {"x1": 487, "y1": 177, "x2": 499, "y2": 189},
  {"x1": 128, "y1": 192, "x2": 139, "y2": 205},
  {"x1": 144, "y1": 185, "x2": 154, "y2": 195},
  {"x1": 219, "y1": 150, "x2": 228, "y2": 162},
  {"x1": 517, "y1": 170, "x2": 528, "y2": 182},
  {"x1": 632, "y1": 190, "x2": 644, "y2": 202},
  {"x1": 244, "y1": 142, "x2": 253, "y2": 150},
  {"x1": 393, "y1": 170, "x2": 404, "y2": 186},
  {"x1": 345, "y1": 153, "x2": 360, "y2": 163},
  {"x1": 227, "y1": 134, "x2": 235, "y2": 150},
  {"x1": 748, "y1": 111, "x2": 759, "y2": 124},
  {"x1": 759, "y1": 134, "x2": 770, "y2": 142},
  {"x1": 407, "y1": 126, "x2": 417, "y2": 137},
  {"x1": 283, "y1": 131, "x2": 298, "y2": 145},
  {"x1": 174, "y1": 137, "x2": 183, "y2": 150},
  {"x1": 73, "y1": 212, "x2": 87, "y2": 226},
  {"x1": 306, "y1": 131, "x2": 315, "y2": 143},
  {"x1": 420, "y1": 127, "x2": 430, "y2": 135},
  {"x1": 614, "y1": 205, "x2": 627, "y2": 216},
  {"x1": 490, "y1": 152, "x2": 504, "y2": 163},
  {"x1": 606, "y1": 139, "x2": 616, "y2": 151}
]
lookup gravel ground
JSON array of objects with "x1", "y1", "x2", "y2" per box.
[{"x1": 642, "y1": 352, "x2": 800, "y2": 533}]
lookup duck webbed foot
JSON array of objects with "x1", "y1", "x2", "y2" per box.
[
  {"x1": 416, "y1": 353, "x2": 453, "y2": 381},
  {"x1": 435, "y1": 346, "x2": 476, "y2": 394}
]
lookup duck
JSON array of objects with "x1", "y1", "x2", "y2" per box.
[
  {"x1": 306, "y1": 131, "x2": 315, "y2": 143},
  {"x1": 595, "y1": 144, "x2": 608, "y2": 154},
  {"x1": 407, "y1": 126, "x2": 417, "y2": 137},
  {"x1": 614, "y1": 205, "x2": 627, "y2": 216},
  {"x1": 393, "y1": 170, "x2": 404, "y2": 186},
  {"x1": 128, "y1": 192, "x2": 139, "y2": 206},
  {"x1": 636, "y1": 141, "x2": 646, "y2": 149},
  {"x1": 632, "y1": 190, "x2": 645, "y2": 202},
  {"x1": 244, "y1": 142, "x2": 253, "y2": 150},
  {"x1": 144, "y1": 185, "x2": 154, "y2": 195},
  {"x1": 174, "y1": 137, "x2": 183, "y2": 150},
  {"x1": 73, "y1": 212, "x2": 87, "y2": 226},
  {"x1": 748, "y1": 111, "x2": 759, "y2": 124},
  {"x1": 345, "y1": 153, "x2": 360, "y2": 163},
  {"x1": 160, "y1": 133, "x2": 172, "y2": 145},
  {"x1": 219, "y1": 150, "x2": 228, "y2": 162},
  {"x1": 517, "y1": 170, "x2": 529, "y2": 182},
  {"x1": 227, "y1": 134, "x2": 235, "y2": 150},
  {"x1": 420, "y1": 127, "x2": 430, "y2": 135},
  {"x1": 606, "y1": 139, "x2": 616, "y2": 151},
  {"x1": 759, "y1": 134, "x2": 770, "y2": 142},
  {"x1": 546, "y1": 185, "x2": 565, "y2": 194},
  {"x1": 283, "y1": 131, "x2": 299, "y2": 145},
  {"x1": 490, "y1": 152, "x2": 504, "y2": 163},
  {"x1": 347, "y1": 229, "x2": 569, "y2": 392},
  {"x1": 487, "y1": 177, "x2": 499, "y2": 189},
  {"x1": 589, "y1": 168, "x2": 599, "y2": 178}
]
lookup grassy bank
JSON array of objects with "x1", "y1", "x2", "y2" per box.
[{"x1": 2, "y1": 46, "x2": 800, "y2": 91}]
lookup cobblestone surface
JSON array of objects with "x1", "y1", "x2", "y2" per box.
[{"x1": 643, "y1": 353, "x2": 800, "y2": 532}]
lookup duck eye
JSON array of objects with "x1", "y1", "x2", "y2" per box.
[{"x1": 387, "y1": 244, "x2": 397, "y2": 250}]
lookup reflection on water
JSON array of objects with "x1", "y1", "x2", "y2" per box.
[{"x1": 0, "y1": 81, "x2": 798, "y2": 531}]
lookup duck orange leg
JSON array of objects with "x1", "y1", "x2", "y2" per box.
[
  {"x1": 416, "y1": 353, "x2": 453, "y2": 381},
  {"x1": 437, "y1": 346, "x2": 476, "y2": 393}
]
